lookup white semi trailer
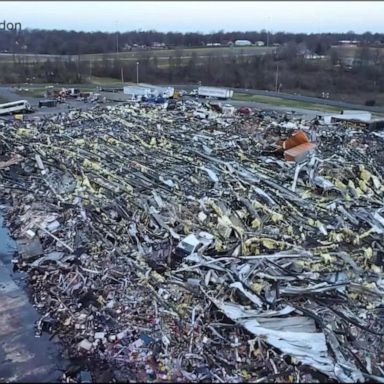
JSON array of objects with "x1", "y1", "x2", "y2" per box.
[
  {"x1": 123, "y1": 85, "x2": 175, "y2": 99},
  {"x1": 140, "y1": 84, "x2": 175, "y2": 98},
  {"x1": 123, "y1": 86, "x2": 151, "y2": 98},
  {"x1": 198, "y1": 86, "x2": 233, "y2": 100}
]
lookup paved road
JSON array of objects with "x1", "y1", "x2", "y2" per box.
[
  {"x1": 0, "y1": 86, "x2": 102, "y2": 119},
  {"x1": 0, "y1": 262, "x2": 67, "y2": 382},
  {"x1": 0, "y1": 87, "x2": 37, "y2": 105},
  {"x1": 0, "y1": 215, "x2": 66, "y2": 382}
]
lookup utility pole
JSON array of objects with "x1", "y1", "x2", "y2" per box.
[
  {"x1": 267, "y1": 30, "x2": 269, "y2": 47},
  {"x1": 77, "y1": 54, "x2": 80, "y2": 81},
  {"x1": 136, "y1": 61, "x2": 139, "y2": 84},
  {"x1": 115, "y1": 19, "x2": 119, "y2": 54},
  {"x1": 121, "y1": 66, "x2": 124, "y2": 84},
  {"x1": 89, "y1": 60, "x2": 92, "y2": 81},
  {"x1": 275, "y1": 63, "x2": 279, "y2": 93}
]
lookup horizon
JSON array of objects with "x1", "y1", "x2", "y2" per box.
[
  {"x1": 5, "y1": 27, "x2": 383, "y2": 36},
  {"x1": 0, "y1": 1, "x2": 383, "y2": 34}
]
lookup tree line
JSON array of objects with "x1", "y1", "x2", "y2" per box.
[
  {"x1": 0, "y1": 29, "x2": 383, "y2": 105},
  {"x1": 1, "y1": 46, "x2": 383, "y2": 105},
  {"x1": 1, "y1": 28, "x2": 384, "y2": 55}
]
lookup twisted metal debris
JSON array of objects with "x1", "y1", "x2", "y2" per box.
[{"x1": 0, "y1": 103, "x2": 383, "y2": 382}]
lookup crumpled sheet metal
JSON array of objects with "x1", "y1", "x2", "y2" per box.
[
  {"x1": 0, "y1": 103, "x2": 383, "y2": 382},
  {"x1": 210, "y1": 286, "x2": 364, "y2": 383},
  {"x1": 190, "y1": 249, "x2": 377, "y2": 382},
  {"x1": 216, "y1": 299, "x2": 340, "y2": 379}
]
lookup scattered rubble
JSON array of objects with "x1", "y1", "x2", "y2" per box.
[{"x1": 0, "y1": 100, "x2": 384, "y2": 382}]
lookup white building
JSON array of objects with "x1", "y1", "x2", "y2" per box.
[
  {"x1": 338, "y1": 40, "x2": 359, "y2": 45},
  {"x1": 152, "y1": 42, "x2": 166, "y2": 48},
  {"x1": 255, "y1": 41, "x2": 265, "y2": 47},
  {"x1": 304, "y1": 53, "x2": 326, "y2": 60},
  {"x1": 234, "y1": 40, "x2": 252, "y2": 46}
]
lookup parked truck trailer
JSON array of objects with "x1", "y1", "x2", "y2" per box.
[
  {"x1": 140, "y1": 84, "x2": 175, "y2": 99},
  {"x1": 123, "y1": 86, "x2": 151, "y2": 98},
  {"x1": 198, "y1": 86, "x2": 233, "y2": 100}
]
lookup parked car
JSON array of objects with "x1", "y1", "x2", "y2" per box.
[{"x1": 237, "y1": 106, "x2": 252, "y2": 115}]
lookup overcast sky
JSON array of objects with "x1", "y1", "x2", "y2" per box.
[{"x1": 0, "y1": 1, "x2": 383, "y2": 34}]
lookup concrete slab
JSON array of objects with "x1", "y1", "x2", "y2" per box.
[{"x1": 0, "y1": 261, "x2": 65, "y2": 382}]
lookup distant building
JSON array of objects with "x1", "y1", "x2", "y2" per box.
[
  {"x1": 152, "y1": 42, "x2": 166, "y2": 48},
  {"x1": 255, "y1": 41, "x2": 265, "y2": 47},
  {"x1": 234, "y1": 40, "x2": 252, "y2": 46},
  {"x1": 122, "y1": 44, "x2": 132, "y2": 51},
  {"x1": 298, "y1": 47, "x2": 311, "y2": 56},
  {"x1": 338, "y1": 40, "x2": 359, "y2": 45},
  {"x1": 206, "y1": 43, "x2": 221, "y2": 47},
  {"x1": 304, "y1": 53, "x2": 326, "y2": 60}
]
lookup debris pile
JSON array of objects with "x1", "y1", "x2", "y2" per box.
[{"x1": 0, "y1": 103, "x2": 384, "y2": 382}]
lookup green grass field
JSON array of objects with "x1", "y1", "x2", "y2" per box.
[
  {"x1": 232, "y1": 93, "x2": 343, "y2": 112},
  {"x1": 0, "y1": 53, "x2": 67, "y2": 63},
  {"x1": 89, "y1": 76, "x2": 123, "y2": 85},
  {"x1": 332, "y1": 45, "x2": 384, "y2": 61},
  {"x1": 81, "y1": 46, "x2": 275, "y2": 61},
  {"x1": 0, "y1": 46, "x2": 276, "y2": 65}
]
